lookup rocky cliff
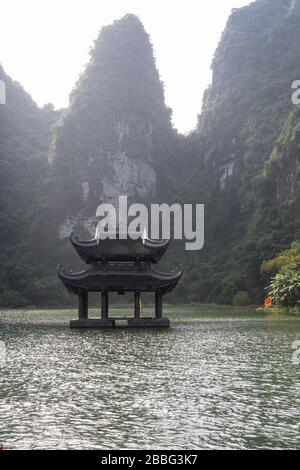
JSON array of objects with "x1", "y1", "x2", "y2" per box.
[
  {"x1": 50, "y1": 14, "x2": 174, "y2": 239},
  {"x1": 177, "y1": 0, "x2": 300, "y2": 304}
]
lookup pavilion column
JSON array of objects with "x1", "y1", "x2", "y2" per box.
[
  {"x1": 101, "y1": 290, "x2": 109, "y2": 319},
  {"x1": 78, "y1": 289, "x2": 88, "y2": 319},
  {"x1": 134, "y1": 291, "x2": 141, "y2": 319},
  {"x1": 155, "y1": 290, "x2": 163, "y2": 319}
]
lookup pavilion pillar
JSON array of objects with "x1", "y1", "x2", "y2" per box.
[
  {"x1": 78, "y1": 289, "x2": 88, "y2": 319},
  {"x1": 155, "y1": 290, "x2": 163, "y2": 319},
  {"x1": 101, "y1": 291, "x2": 109, "y2": 319},
  {"x1": 134, "y1": 291, "x2": 141, "y2": 319}
]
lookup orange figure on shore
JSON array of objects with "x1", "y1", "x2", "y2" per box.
[{"x1": 264, "y1": 296, "x2": 272, "y2": 308}]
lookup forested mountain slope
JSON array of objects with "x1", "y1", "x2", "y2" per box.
[
  {"x1": 0, "y1": 65, "x2": 59, "y2": 306},
  {"x1": 177, "y1": 0, "x2": 300, "y2": 304}
]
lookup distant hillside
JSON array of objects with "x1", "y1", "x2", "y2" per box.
[{"x1": 0, "y1": 65, "x2": 60, "y2": 306}]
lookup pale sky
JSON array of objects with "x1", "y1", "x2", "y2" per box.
[{"x1": 0, "y1": 0, "x2": 251, "y2": 133}]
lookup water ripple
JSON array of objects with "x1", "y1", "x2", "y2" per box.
[{"x1": 0, "y1": 309, "x2": 299, "y2": 449}]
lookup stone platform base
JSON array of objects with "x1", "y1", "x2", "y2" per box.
[
  {"x1": 127, "y1": 317, "x2": 170, "y2": 328},
  {"x1": 70, "y1": 317, "x2": 170, "y2": 329},
  {"x1": 70, "y1": 318, "x2": 114, "y2": 328}
]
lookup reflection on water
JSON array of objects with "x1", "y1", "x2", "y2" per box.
[{"x1": 0, "y1": 308, "x2": 299, "y2": 449}]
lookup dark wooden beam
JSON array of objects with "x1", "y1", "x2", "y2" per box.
[
  {"x1": 101, "y1": 291, "x2": 108, "y2": 319},
  {"x1": 134, "y1": 291, "x2": 141, "y2": 319},
  {"x1": 78, "y1": 289, "x2": 88, "y2": 319},
  {"x1": 155, "y1": 291, "x2": 162, "y2": 319}
]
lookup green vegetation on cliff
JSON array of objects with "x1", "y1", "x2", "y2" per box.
[
  {"x1": 261, "y1": 241, "x2": 300, "y2": 308},
  {"x1": 173, "y1": 0, "x2": 300, "y2": 305},
  {"x1": 0, "y1": 65, "x2": 61, "y2": 306}
]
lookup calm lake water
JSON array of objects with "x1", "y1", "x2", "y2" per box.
[{"x1": 0, "y1": 307, "x2": 299, "y2": 449}]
